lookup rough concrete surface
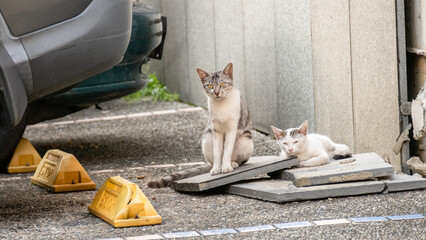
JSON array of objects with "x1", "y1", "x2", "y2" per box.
[
  {"x1": 381, "y1": 174, "x2": 426, "y2": 192},
  {"x1": 0, "y1": 99, "x2": 424, "y2": 240},
  {"x1": 270, "y1": 152, "x2": 394, "y2": 187},
  {"x1": 172, "y1": 156, "x2": 298, "y2": 192},
  {"x1": 223, "y1": 179, "x2": 385, "y2": 203}
]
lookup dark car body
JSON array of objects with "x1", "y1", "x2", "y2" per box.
[{"x1": 0, "y1": 0, "x2": 165, "y2": 170}]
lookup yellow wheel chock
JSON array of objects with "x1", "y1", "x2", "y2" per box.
[
  {"x1": 31, "y1": 149, "x2": 96, "y2": 192},
  {"x1": 88, "y1": 176, "x2": 162, "y2": 227},
  {"x1": 8, "y1": 138, "x2": 42, "y2": 173}
]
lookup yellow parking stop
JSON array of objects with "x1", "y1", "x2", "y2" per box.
[
  {"x1": 88, "y1": 176, "x2": 161, "y2": 228},
  {"x1": 31, "y1": 149, "x2": 96, "y2": 192},
  {"x1": 8, "y1": 138, "x2": 42, "y2": 173}
]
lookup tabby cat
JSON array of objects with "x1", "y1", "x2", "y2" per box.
[
  {"x1": 147, "y1": 63, "x2": 253, "y2": 188},
  {"x1": 271, "y1": 120, "x2": 351, "y2": 167}
]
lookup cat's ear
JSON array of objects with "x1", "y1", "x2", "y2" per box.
[
  {"x1": 222, "y1": 63, "x2": 233, "y2": 80},
  {"x1": 271, "y1": 126, "x2": 286, "y2": 139},
  {"x1": 196, "y1": 68, "x2": 209, "y2": 81},
  {"x1": 298, "y1": 120, "x2": 308, "y2": 135}
]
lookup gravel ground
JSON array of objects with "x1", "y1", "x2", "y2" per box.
[{"x1": 0, "y1": 98, "x2": 424, "y2": 239}]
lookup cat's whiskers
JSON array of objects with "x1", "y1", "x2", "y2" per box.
[
  {"x1": 147, "y1": 63, "x2": 254, "y2": 187},
  {"x1": 271, "y1": 121, "x2": 351, "y2": 167}
]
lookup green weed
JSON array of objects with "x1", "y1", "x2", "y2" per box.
[{"x1": 124, "y1": 75, "x2": 179, "y2": 102}]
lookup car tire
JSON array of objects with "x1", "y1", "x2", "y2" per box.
[{"x1": 0, "y1": 110, "x2": 27, "y2": 172}]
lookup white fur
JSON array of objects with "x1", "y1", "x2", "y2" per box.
[
  {"x1": 202, "y1": 88, "x2": 254, "y2": 174},
  {"x1": 273, "y1": 121, "x2": 351, "y2": 167},
  {"x1": 198, "y1": 63, "x2": 253, "y2": 175},
  {"x1": 208, "y1": 88, "x2": 241, "y2": 124},
  {"x1": 208, "y1": 88, "x2": 240, "y2": 174}
]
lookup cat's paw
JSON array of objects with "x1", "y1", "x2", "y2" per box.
[
  {"x1": 210, "y1": 167, "x2": 221, "y2": 175},
  {"x1": 231, "y1": 162, "x2": 239, "y2": 168},
  {"x1": 221, "y1": 165, "x2": 234, "y2": 173}
]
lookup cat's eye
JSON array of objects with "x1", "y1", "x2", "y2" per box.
[
  {"x1": 294, "y1": 141, "x2": 298, "y2": 144},
  {"x1": 283, "y1": 142, "x2": 288, "y2": 145},
  {"x1": 220, "y1": 82, "x2": 226, "y2": 87},
  {"x1": 207, "y1": 84, "x2": 213, "y2": 89}
]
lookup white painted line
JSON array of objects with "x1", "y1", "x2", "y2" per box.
[
  {"x1": 26, "y1": 123, "x2": 49, "y2": 129},
  {"x1": 127, "y1": 112, "x2": 153, "y2": 118},
  {"x1": 101, "y1": 213, "x2": 426, "y2": 240},
  {"x1": 274, "y1": 221, "x2": 313, "y2": 229},
  {"x1": 127, "y1": 167, "x2": 147, "y2": 171},
  {"x1": 236, "y1": 225, "x2": 276, "y2": 233},
  {"x1": 51, "y1": 120, "x2": 74, "y2": 126},
  {"x1": 152, "y1": 109, "x2": 178, "y2": 115},
  {"x1": 102, "y1": 115, "x2": 127, "y2": 121},
  {"x1": 125, "y1": 235, "x2": 163, "y2": 240},
  {"x1": 145, "y1": 164, "x2": 176, "y2": 168},
  {"x1": 199, "y1": 228, "x2": 237, "y2": 236},
  {"x1": 350, "y1": 217, "x2": 388, "y2": 223},
  {"x1": 0, "y1": 177, "x2": 23, "y2": 181},
  {"x1": 312, "y1": 219, "x2": 351, "y2": 226},
  {"x1": 176, "y1": 162, "x2": 206, "y2": 167},
  {"x1": 26, "y1": 107, "x2": 204, "y2": 128},
  {"x1": 75, "y1": 118, "x2": 104, "y2": 123},
  {"x1": 162, "y1": 231, "x2": 200, "y2": 238},
  {"x1": 387, "y1": 214, "x2": 425, "y2": 220},
  {"x1": 177, "y1": 107, "x2": 204, "y2": 112}
]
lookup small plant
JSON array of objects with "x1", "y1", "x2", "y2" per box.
[{"x1": 124, "y1": 74, "x2": 179, "y2": 102}]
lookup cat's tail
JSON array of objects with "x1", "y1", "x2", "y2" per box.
[
  {"x1": 332, "y1": 144, "x2": 352, "y2": 159},
  {"x1": 147, "y1": 163, "x2": 212, "y2": 188}
]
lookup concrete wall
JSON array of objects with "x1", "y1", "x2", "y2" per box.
[{"x1": 141, "y1": 0, "x2": 404, "y2": 170}]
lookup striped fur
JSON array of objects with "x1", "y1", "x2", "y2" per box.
[
  {"x1": 199, "y1": 63, "x2": 253, "y2": 175},
  {"x1": 147, "y1": 63, "x2": 253, "y2": 188},
  {"x1": 147, "y1": 164, "x2": 212, "y2": 188}
]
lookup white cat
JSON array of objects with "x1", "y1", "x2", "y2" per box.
[{"x1": 271, "y1": 120, "x2": 351, "y2": 167}]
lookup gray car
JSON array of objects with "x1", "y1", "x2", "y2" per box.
[{"x1": 0, "y1": 0, "x2": 165, "y2": 170}]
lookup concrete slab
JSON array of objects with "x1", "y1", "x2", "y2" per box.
[
  {"x1": 222, "y1": 179, "x2": 385, "y2": 203},
  {"x1": 223, "y1": 178, "x2": 385, "y2": 203},
  {"x1": 269, "y1": 152, "x2": 394, "y2": 187},
  {"x1": 380, "y1": 174, "x2": 426, "y2": 192},
  {"x1": 171, "y1": 156, "x2": 298, "y2": 192}
]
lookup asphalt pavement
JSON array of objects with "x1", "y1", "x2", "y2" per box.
[{"x1": 0, "y1": 98, "x2": 424, "y2": 239}]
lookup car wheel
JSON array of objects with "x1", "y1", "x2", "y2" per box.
[{"x1": 0, "y1": 110, "x2": 27, "y2": 172}]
